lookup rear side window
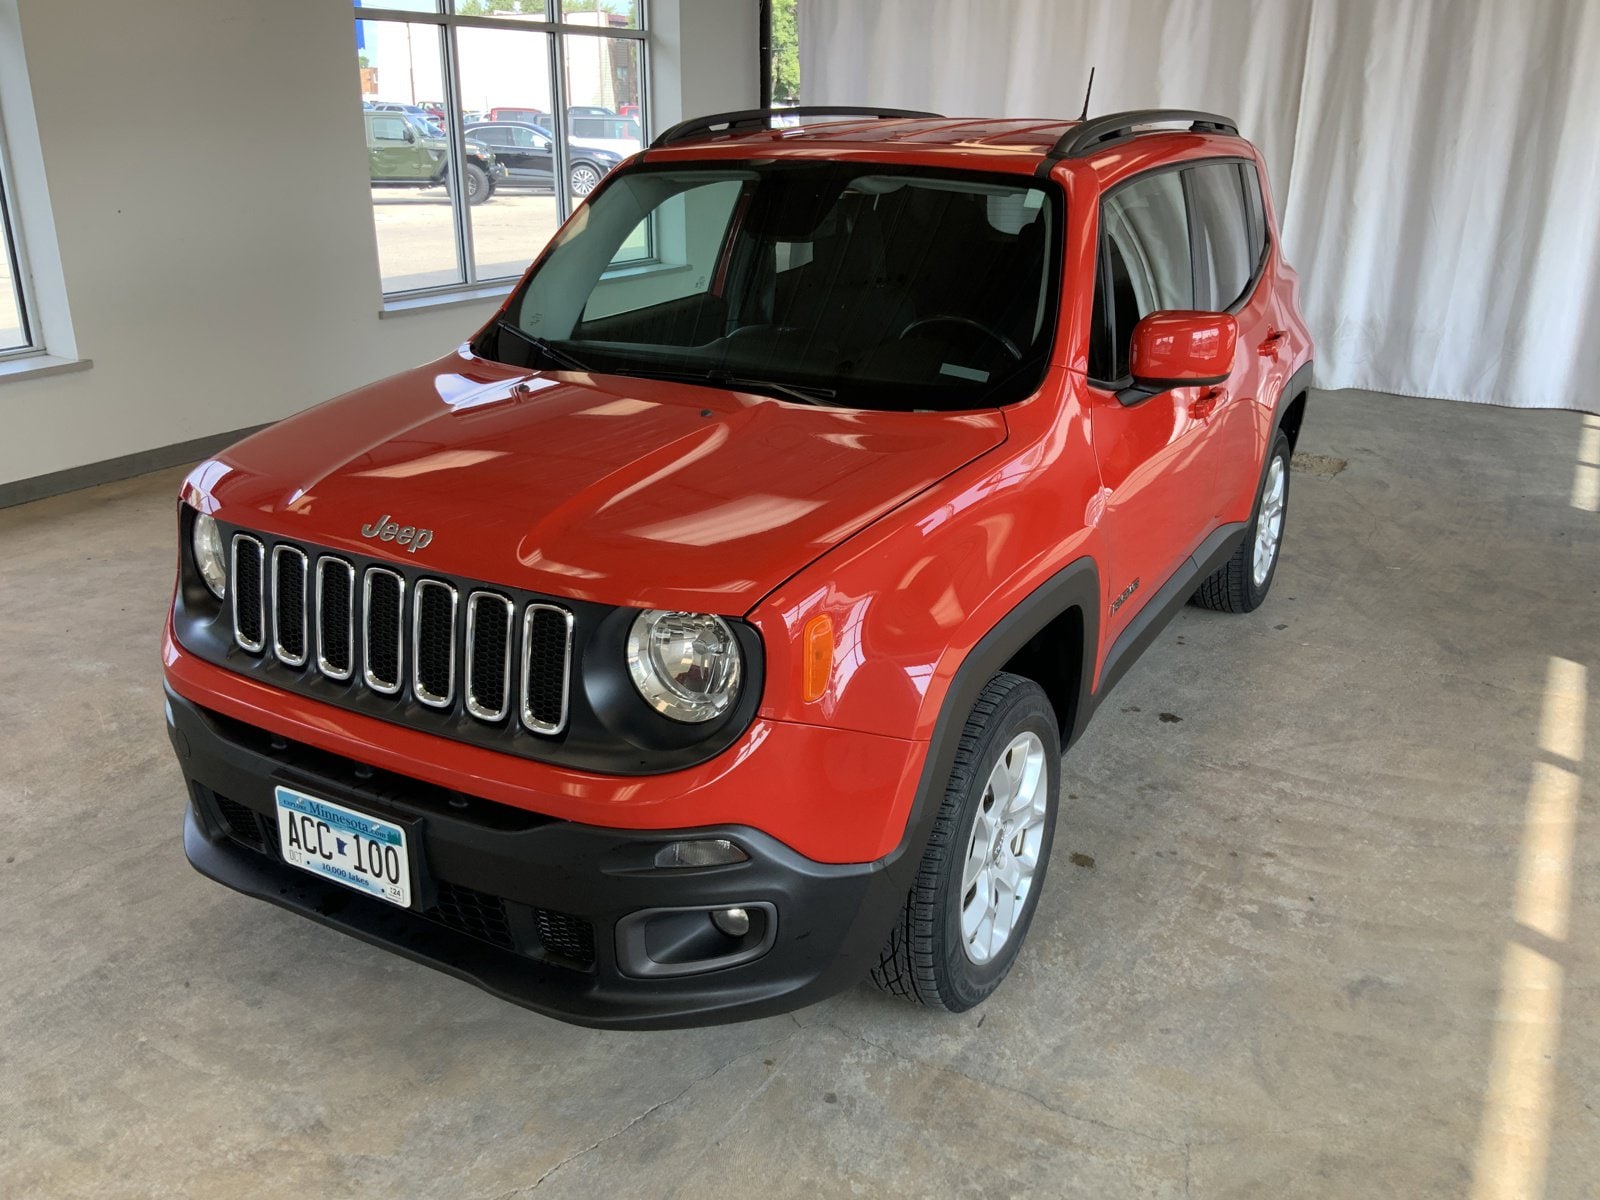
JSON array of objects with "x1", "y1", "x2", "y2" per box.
[
  {"x1": 1187, "y1": 162, "x2": 1254, "y2": 310},
  {"x1": 1092, "y1": 170, "x2": 1192, "y2": 380},
  {"x1": 1242, "y1": 162, "x2": 1268, "y2": 262},
  {"x1": 1090, "y1": 159, "x2": 1274, "y2": 382}
]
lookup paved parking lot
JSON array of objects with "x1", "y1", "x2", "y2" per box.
[{"x1": 370, "y1": 186, "x2": 564, "y2": 293}]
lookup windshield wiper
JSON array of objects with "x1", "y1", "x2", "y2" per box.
[
  {"x1": 493, "y1": 319, "x2": 591, "y2": 372},
  {"x1": 725, "y1": 376, "x2": 837, "y2": 406},
  {"x1": 615, "y1": 366, "x2": 836, "y2": 406}
]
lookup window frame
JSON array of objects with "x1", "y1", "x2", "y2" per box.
[
  {"x1": 0, "y1": 0, "x2": 82, "y2": 378},
  {"x1": 0, "y1": 128, "x2": 36, "y2": 361},
  {"x1": 354, "y1": 1, "x2": 651, "y2": 303},
  {"x1": 1088, "y1": 155, "x2": 1273, "y2": 390}
]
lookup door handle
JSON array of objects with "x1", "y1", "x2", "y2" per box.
[
  {"x1": 1258, "y1": 329, "x2": 1289, "y2": 358},
  {"x1": 1188, "y1": 387, "x2": 1226, "y2": 420}
]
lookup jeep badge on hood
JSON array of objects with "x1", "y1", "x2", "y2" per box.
[{"x1": 359, "y1": 513, "x2": 434, "y2": 553}]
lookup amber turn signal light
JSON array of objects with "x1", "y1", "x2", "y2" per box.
[{"x1": 802, "y1": 614, "x2": 834, "y2": 703}]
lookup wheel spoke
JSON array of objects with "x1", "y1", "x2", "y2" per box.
[
  {"x1": 990, "y1": 748, "x2": 1024, "y2": 806},
  {"x1": 961, "y1": 825, "x2": 991, "y2": 893},
  {"x1": 1007, "y1": 743, "x2": 1045, "y2": 819},
  {"x1": 964, "y1": 879, "x2": 998, "y2": 961}
]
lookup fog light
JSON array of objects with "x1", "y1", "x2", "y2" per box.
[
  {"x1": 712, "y1": 907, "x2": 751, "y2": 937},
  {"x1": 654, "y1": 839, "x2": 748, "y2": 869}
]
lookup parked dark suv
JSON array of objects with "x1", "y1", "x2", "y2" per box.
[
  {"x1": 464, "y1": 123, "x2": 623, "y2": 195},
  {"x1": 365, "y1": 110, "x2": 505, "y2": 204}
]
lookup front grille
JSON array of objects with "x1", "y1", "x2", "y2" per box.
[
  {"x1": 363, "y1": 568, "x2": 405, "y2": 694},
  {"x1": 465, "y1": 592, "x2": 514, "y2": 721},
  {"x1": 215, "y1": 794, "x2": 268, "y2": 849},
  {"x1": 225, "y1": 530, "x2": 575, "y2": 738},
  {"x1": 232, "y1": 536, "x2": 265, "y2": 652},
  {"x1": 536, "y1": 908, "x2": 597, "y2": 966},
  {"x1": 521, "y1": 605, "x2": 573, "y2": 734},
  {"x1": 272, "y1": 546, "x2": 308, "y2": 666},
  {"x1": 412, "y1": 580, "x2": 457, "y2": 707},
  {"x1": 210, "y1": 790, "x2": 281, "y2": 859},
  {"x1": 426, "y1": 880, "x2": 515, "y2": 949},
  {"x1": 316, "y1": 558, "x2": 354, "y2": 679}
]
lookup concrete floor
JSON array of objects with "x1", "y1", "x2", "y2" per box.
[{"x1": 2, "y1": 390, "x2": 1598, "y2": 1199}]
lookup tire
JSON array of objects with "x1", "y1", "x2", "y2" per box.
[
  {"x1": 569, "y1": 163, "x2": 602, "y2": 196},
  {"x1": 1191, "y1": 431, "x2": 1291, "y2": 613},
  {"x1": 871, "y1": 672, "x2": 1060, "y2": 1012},
  {"x1": 461, "y1": 162, "x2": 491, "y2": 205}
]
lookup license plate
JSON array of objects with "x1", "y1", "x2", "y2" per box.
[{"x1": 274, "y1": 785, "x2": 412, "y2": 908}]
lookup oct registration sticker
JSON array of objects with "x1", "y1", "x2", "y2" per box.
[{"x1": 274, "y1": 785, "x2": 412, "y2": 908}]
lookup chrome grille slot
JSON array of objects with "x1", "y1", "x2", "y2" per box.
[
  {"x1": 465, "y1": 592, "x2": 514, "y2": 722},
  {"x1": 271, "y1": 545, "x2": 309, "y2": 667},
  {"x1": 521, "y1": 604, "x2": 574, "y2": 735},
  {"x1": 217, "y1": 528, "x2": 581, "y2": 752},
  {"x1": 412, "y1": 579, "x2": 458, "y2": 708},
  {"x1": 231, "y1": 535, "x2": 265, "y2": 653},
  {"x1": 315, "y1": 557, "x2": 355, "y2": 681},
  {"x1": 363, "y1": 568, "x2": 406, "y2": 695}
]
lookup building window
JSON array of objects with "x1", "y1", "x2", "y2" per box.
[
  {"x1": 0, "y1": 132, "x2": 34, "y2": 357},
  {"x1": 354, "y1": 1, "x2": 648, "y2": 299}
]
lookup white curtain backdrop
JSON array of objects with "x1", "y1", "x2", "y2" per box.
[{"x1": 800, "y1": 0, "x2": 1600, "y2": 412}]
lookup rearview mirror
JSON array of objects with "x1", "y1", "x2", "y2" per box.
[{"x1": 1128, "y1": 311, "x2": 1237, "y2": 391}]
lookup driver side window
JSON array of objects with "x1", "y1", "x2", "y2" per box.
[
  {"x1": 372, "y1": 116, "x2": 408, "y2": 144},
  {"x1": 1090, "y1": 170, "x2": 1193, "y2": 382}
]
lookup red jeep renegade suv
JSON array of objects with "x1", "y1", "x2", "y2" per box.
[{"x1": 165, "y1": 108, "x2": 1313, "y2": 1028}]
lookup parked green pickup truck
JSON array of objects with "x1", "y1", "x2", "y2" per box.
[{"x1": 365, "y1": 110, "x2": 505, "y2": 205}]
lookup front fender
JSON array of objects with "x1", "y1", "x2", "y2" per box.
[{"x1": 749, "y1": 377, "x2": 1105, "y2": 745}]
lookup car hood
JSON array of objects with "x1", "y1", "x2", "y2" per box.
[{"x1": 191, "y1": 350, "x2": 1007, "y2": 614}]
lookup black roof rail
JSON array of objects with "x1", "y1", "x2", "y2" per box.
[
  {"x1": 1038, "y1": 108, "x2": 1240, "y2": 169},
  {"x1": 650, "y1": 106, "x2": 943, "y2": 150}
]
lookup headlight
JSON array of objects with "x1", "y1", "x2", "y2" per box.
[
  {"x1": 626, "y1": 610, "x2": 742, "y2": 723},
  {"x1": 191, "y1": 511, "x2": 227, "y2": 599}
]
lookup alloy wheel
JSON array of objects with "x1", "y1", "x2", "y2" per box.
[
  {"x1": 1252, "y1": 456, "x2": 1286, "y2": 586},
  {"x1": 960, "y1": 731, "x2": 1049, "y2": 965}
]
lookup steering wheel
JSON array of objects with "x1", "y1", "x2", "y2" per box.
[{"x1": 898, "y1": 314, "x2": 1023, "y2": 361}]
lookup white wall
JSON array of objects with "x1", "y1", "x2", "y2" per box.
[
  {"x1": 648, "y1": 0, "x2": 759, "y2": 134},
  {"x1": 0, "y1": 0, "x2": 756, "y2": 490}
]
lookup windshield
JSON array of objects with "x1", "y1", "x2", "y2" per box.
[
  {"x1": 481, "y1": 162, "x2": 1061, "y2": 411},
  {"x1": 404, "y1": 112, "x2": 442, "y2": 138}
]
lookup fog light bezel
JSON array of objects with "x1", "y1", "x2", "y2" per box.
[{"x1": 614, "y1": 902, "x2": 777, "y2": 978}]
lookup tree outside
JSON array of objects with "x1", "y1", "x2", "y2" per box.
[{"x1": 771, "y1": 0, "x2": 799, "y2": 103}]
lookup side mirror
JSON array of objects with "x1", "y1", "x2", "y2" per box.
[
  {"x1": 1128, "y1": 311, "x2": 1237, "y2": 392},
  {"x1": 403, "y1": 126, "x2": 416, "y2": 144}
]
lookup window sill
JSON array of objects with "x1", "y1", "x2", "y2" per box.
[
  {"x1": 600, "y1": 259, "x2": 680, "y2": 281},
  {"x1": 0, "y1": 353, "x2": 93, "y2": 384},
  {"x1": 379, "y1": 283, "x2": 514, "y2": 319}
]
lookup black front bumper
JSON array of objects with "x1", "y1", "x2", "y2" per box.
[{"x1": 168, "y1": 688, "x2": 907, "y2": 1029}]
